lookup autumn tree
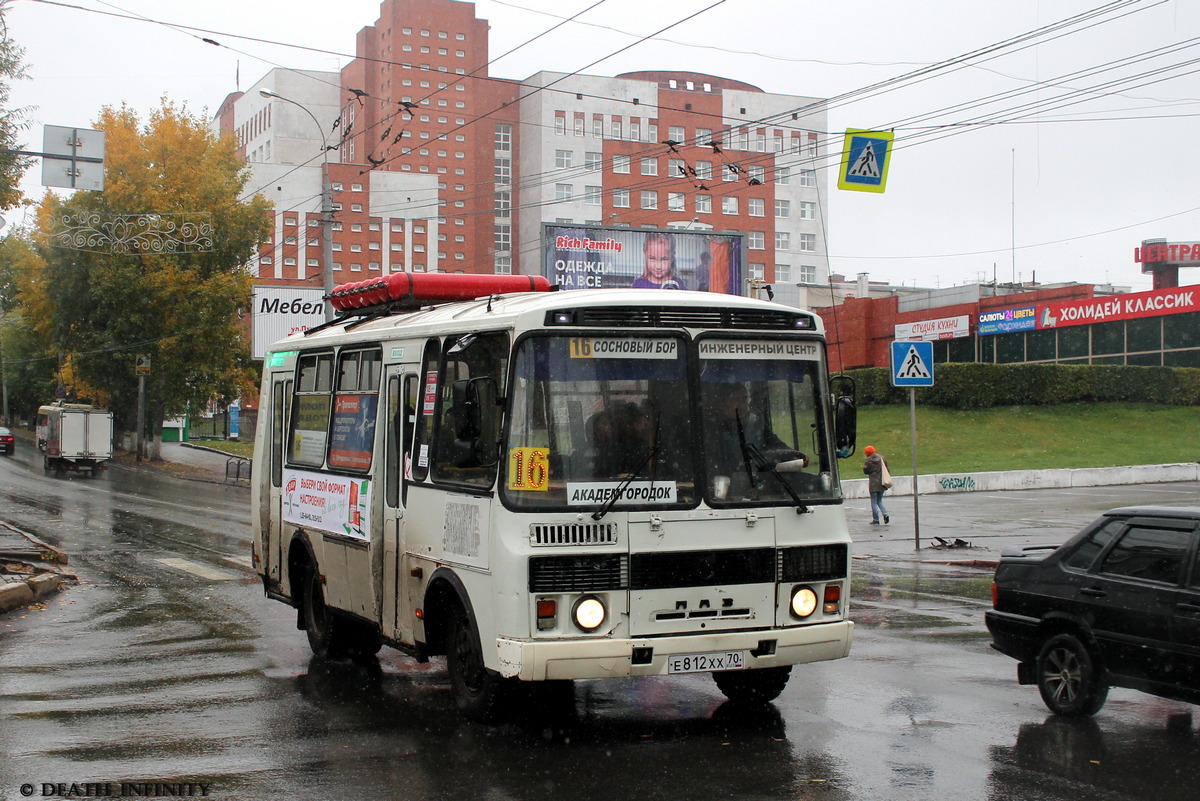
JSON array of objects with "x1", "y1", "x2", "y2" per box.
[
  {"x1": 23, "y1": 100, "x2": 271, "y2": 456},
  {"x1": 0, "y1": 4, "x2": 30, "y2": 208}
]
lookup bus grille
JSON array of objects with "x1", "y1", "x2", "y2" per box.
[
  {"x1": 778, "y1": 543, "x2": 849, "y2": 582},
  {"x1": 530, "y1": 522, "x2": 619, "y2": 546},
  {"x1": 556, "y1": 307, "x2": 812, "y2": 331},
  {"x1": 630, "y1": 548, "x2": 775, "y2": 590},
  {"x1": 529, "y1": 554, "x2": 629, "y2": 592}
]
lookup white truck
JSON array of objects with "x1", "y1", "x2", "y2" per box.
[{"x1": 36, "y1": 403, "x2": 114, "y2": 476}]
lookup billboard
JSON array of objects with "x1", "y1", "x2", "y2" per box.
[
  {"x1": 895, "y1": 315, "x2": 969, "y2": 341},
  {"x1": 252, "y1": 285, "x2": 325, "y2": 358},
  {"x1": 543, "y1": 225, "x2": 745, "y2": 294},
  {"x1": 1036, "y1": 285, "x2": 1200, "y2": 329}
]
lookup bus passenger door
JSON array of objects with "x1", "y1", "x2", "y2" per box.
[
  {"x1": 382, "y1": 368, "x2": 418, "y2": 642},
  {"x1": 267, "y1": 376, "x2": 292, "y2": 589}
]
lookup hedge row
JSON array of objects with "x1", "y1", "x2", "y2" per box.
[{"x1": 838, "y1": 364, "x2": 1200, "y2": 409}]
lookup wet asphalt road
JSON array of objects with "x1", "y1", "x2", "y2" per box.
[{"x1": 2, "y1": 444, "x2": 1200, "y2": 801}]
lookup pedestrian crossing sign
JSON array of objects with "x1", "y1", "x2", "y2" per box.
[
  {"x1": 891, "y1": 340, "x2": 934, "y2": 387},
  {"x1": 837, "y1": 129, "x2": 894, "y2": 193}
]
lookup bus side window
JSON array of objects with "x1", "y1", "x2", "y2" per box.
[
  {"x1": 270, "y1": 379, "x2": 291, "y2": 488},
  {"x1": 410, "y1": 339, "x2": 440, "y2": 483},
  {"x1": 385, "y1": 375, "x2": 401, "y2": 509},
  {"x1": 431, "y1": 332, "x2": 509, "y2": 488}
]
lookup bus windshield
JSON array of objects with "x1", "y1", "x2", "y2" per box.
[{"x1": 504, "y1": 333, "x2": 838, "y2": 512}]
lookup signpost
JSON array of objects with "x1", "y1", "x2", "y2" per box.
[
  {"x1": 837, "y1": 129, "x2": 894, "y2": 194},
  {"x1": 891, "y1": 340, "x2": 934, "y2": 549}
]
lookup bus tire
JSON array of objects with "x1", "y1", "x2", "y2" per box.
[
  {"x1": 713, "y1": 665, "x2": 792, "y2": 705},
  {"x1": 446, "y1": 605, "x2": 509, "y2": 721},
  {"x1": 301, "y1": 566, "x2": 342, "y2": 658}
]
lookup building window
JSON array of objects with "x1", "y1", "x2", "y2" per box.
[
  {"x1": 630, "y1": 122, "x2": 641, "y2": 141},
  {"x1": 494, "y1": 123, "x2": 511, "y2": 151},
  {"x1": 610, "y1": 119, "x2": 622, "y2": 140},
  {"x1": 777, "y1": 166, "x2": 792, "y2": 185},
  {"x1": 555, "y1": 149, "x2": 573, "y2": 168},
  {"x1": 640, "y1": 190, "x2": 658, "y2": 209},
  {"x1": 696, "y1": 194, "x2": 712, "y2": 213},
  {"x1": 696, "y1": 127, "x2": 712, "y2": 144},
  {"x1": 775, "y1": 231, "x2": 791, "y2": 250},
  {"x1": 748, "y1": 198, "x2": 764, "y2": 217},
  {"x1": 585, "y1": 185, "x2": 602, "y2": 206},
  {"x1": 668, "y1": 125, "x2": 685, "y2": 143},
  {"x1": 495, "y1": 190, "x2": 511, "y2": 218},
  {"x1": 667, "y1": 192, "x2": 685, "y2": 211},
  {"x1": 776, "y1": 264, "x2": 791, "y2": 282},
  {"x1": 799, "y1": 201, "x2": 816, "y2": 220},
  {"x1": 722, "y1": 196, "x2": 738, "y2": 215},
  {"x1": 750, "y1": 263, "x2": 765, "y2": 280},
  {"x1": 495, "y1": 157, "x2": 511, "y2": 184},
  {"x1": 555, "y1": 183, "x2": 573, "y2": 201},
  {"x1": 613, "y1": 154, "x2": 630, "y2": 174},
  {"x1": 641, "y1": 158, "x2": 657, "y2": 176},
  {"x1": 668, "y1": 158, "x2": 685, "y2": 178},
  {"x1": 613, "y1": 188, "x2": 630, "y2": 208},
  {"x1": 554, "y1": 116, "x2": 566, "y2": 136},
  {"x1": 775, "y1": 199, "x2": 791, "y2": 218},
  {"x1": 592, "y1": 118, "x2": 603, "y2": 138},
  {"x1": 696, "y1": 161, "x2": 712, "y2": 180},
  {"x1": 585, "y1": 151, "x2": 602, "y2": 169},
  {"x1": 799, "y1": 265, "x2": 817, "y2": 283},
  {"x1": 748, "y1": 165, "x2": 765, "y2": 183},
  {"x1": 574, "y1": 117, "x2": 584, "y2": 136},
  {"x1": 748, "y1": 231, "x2": 765, "y2": 250},
  {"x1": 799, "y1": 233, "x2": 816, "y2": 252}
]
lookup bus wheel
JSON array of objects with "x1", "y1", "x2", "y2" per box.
[
  {"x1": 713, "y1": 666, "x2": 792, "y2": 704},
  {"x1": 302, "y1": 567, "x2": 339, "y2": 658},
  {"x1": 446, "y1": 606, "x2": 509, "y2": 721}
]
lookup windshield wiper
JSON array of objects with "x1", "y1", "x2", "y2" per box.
[
  {"x1": 737, "y1": 410, "x2": 809, "y2": 514},
  {"x1": 592, "y1": 442, "x2": 661, "y2": 521},
  {"x1": 743, "y1": 442, "x2": 810, "y2": 514}
]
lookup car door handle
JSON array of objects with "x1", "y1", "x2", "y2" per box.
[{"x1": 1081, "y1": 587, "x2": 1107, "y2": 598}]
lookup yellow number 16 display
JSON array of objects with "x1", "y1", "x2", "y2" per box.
[{"x1": 508, "y1": 447, "x2": 550, "y2": 491}]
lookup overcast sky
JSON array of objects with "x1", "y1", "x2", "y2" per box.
[{"x1": 8, "y1": 0, "x2": 1200, "y2": 292}]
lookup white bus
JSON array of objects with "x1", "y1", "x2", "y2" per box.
[{"x1": 251, "y1": 273, "x2": 858, "y2": 720}]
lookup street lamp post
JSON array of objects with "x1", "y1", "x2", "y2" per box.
[{"x1": 259, "y1": 89, "x2": 335, "y2": 321}]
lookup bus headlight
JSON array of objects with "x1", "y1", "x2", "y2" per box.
[
  {"x1": 573, "y1": 596, "x2": 607, "y2": 631},
  {"x1": 790, "y1": 586, "x2": 818, "y2": 619}
]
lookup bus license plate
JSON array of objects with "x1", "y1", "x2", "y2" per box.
[{"x1": 667, "y1": 651, "x2": 745, "y2": 674}]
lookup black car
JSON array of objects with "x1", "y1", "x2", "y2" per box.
[
  {"x1": 0, "y1": 427, "x2": 13, "y2": 455},
  {"x1": 987, "y1": 506, "x2": 1200, "y2": 716}
]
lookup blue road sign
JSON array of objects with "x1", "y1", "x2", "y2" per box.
[{"x1": 891, "y1": 340, "x2": 935, "y2": 387}]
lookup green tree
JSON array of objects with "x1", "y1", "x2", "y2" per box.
[
  {"x1": 0, "y1": 5, "x2": 30, "y2": 208},
  {"x1": 24, "y1": 100, "x2": 271, "y2": 456}
]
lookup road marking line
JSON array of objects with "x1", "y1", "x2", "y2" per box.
[{"x1": 155, "y1": 557, "x2": 238, "y2": 581}]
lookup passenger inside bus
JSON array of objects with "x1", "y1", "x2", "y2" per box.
[
  {"x1": 587, "y1": 400, "x2": 651, "y2": 478},
  {"x1": 705, "y1": 382, "x2": 807, "y2": 499}
]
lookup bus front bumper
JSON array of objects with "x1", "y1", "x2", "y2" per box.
[{"x1": 495, "y1": 620, "x2": 853, "y2": 681}]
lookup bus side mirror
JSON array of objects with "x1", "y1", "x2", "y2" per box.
[
  {"x1": 449, "y1": 377, "x2": 499, "y2": 468},
  {"x1": 831, "y1": 375, "x2": 857, "y2": 458}
]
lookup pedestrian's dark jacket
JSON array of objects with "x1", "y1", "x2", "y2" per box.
[{"x1": 863, "y1": 452, "x2": 888, "y2": 493}]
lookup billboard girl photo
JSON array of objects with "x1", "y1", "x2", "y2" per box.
[
  {"x1": 632, "y1": 232, "x2": 685, "y2": 289},
  {"x1": 544, "y1": 225, "x2": 744, "y2": 295}
]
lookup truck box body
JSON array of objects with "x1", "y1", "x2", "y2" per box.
[{"x1": 36, "y1": 403, "x2": 113, "y2": 474}]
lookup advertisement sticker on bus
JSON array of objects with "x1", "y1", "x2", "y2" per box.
[{"x1": 282, "y1": 468, "x2": 371, "y2": 540}]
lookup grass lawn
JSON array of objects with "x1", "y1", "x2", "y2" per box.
[
  {"x1": 854, "y1": 402, "x2": 1200, "y2": 475},
  {"x1": 189, "y1": 439, "x2": 255, "y2": 459}
]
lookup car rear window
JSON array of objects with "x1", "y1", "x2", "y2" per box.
[
  {"x1": 1062, "y1": 518, "x2": 1124, "y2": 571},
  {"x1": 1098, "y1": 525, "x2": 1193, "y2": 585}
]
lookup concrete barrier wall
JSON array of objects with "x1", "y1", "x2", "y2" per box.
[{"x1": 840, "y1": 462, "x2": 1199, "y2": 500}]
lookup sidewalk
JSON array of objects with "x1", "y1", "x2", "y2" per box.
[{"x1": 0, "y1": 522, "x2": 73, "y2": 614}]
